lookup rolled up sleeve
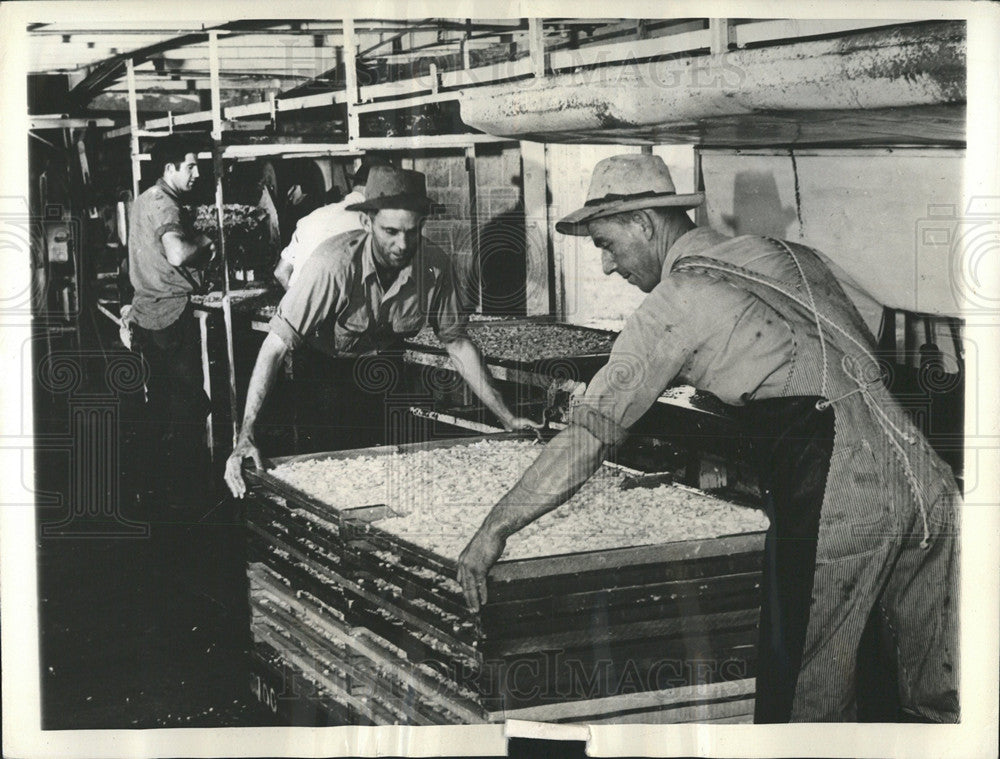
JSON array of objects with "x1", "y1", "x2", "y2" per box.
[
  {"x1": 268, "y1": 251, "x2": 339, "y2": 350},
  {"x1": 567, "y1": 282, "x2": 692, "y2": 445},
  {"x1": 151, "y1": 192, "x2": 184, "y2": 239},
  {"x1": 279, "y1": 228, "x2": 303, "y2": 265},
  {"x1": 428, "y1": 261, "x2": 470, "y2": 344}
]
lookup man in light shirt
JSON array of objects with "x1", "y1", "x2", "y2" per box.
[{"x1": 273, "y1": 160, "x2": 383, "y2": 289}]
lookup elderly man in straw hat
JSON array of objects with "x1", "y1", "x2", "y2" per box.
[
  {"x1": 457, "y1": 154, "x2": 959, "y2": 723},
  {"x1": 225, "y1": 166, "x2": 537, "y2": 498}
]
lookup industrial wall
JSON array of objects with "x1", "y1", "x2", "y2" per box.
[
  {"x1": 411, "y1": 147, "x2": 523, "y2": 311},
  {"x1": 350, "y1": 145, "x2": 963, "y2": 325},
  {"x1": 544, "y1": 146, "x2": 964, "y2": 329},
  {"x1": 700, "y1": 148, "x2": 966, "y2": 317}
]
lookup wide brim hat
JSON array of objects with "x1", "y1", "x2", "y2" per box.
[
  {"x1": 556, "y1": 154, "x2": 704, "y2": 236},
  {"x1": 345, "y1": 166, "x2": 434, "y2": 214}
]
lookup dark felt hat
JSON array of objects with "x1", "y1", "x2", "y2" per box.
[{"x1": 345, "y1": 166, "x2": 434, "y2": 214}]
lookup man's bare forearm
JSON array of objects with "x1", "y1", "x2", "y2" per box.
[
  {"x1": 477, "y1": 424, "x2": 607, "y2": 539},
  {"x1": 163, "y1": 231, "x2": 212, "y2": 267},
  {"x1": 445, "y1": 338, "x2": 514, "y2": 427},
  {"x1": 238, "y1": 332, "x2": 289, "y2": 444}
]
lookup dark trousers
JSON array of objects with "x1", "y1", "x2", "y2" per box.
[
  {"x1": 740, "y1": 396, "x2": 835, "y2": 723},
  {"x1": 133, "y1": 308, "x2": 210, "y2": 488}
]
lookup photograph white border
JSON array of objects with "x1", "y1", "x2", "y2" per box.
[{"x1": 2, "y1": 1, "x2": 997, "y2": 757}]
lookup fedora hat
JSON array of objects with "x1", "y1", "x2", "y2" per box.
[
  {"x1": 556, "y1": 154, "x2": 704, "y2": 236},
  {"x1": 345, "y1": 166, "x2": 434, "y2": 214}
]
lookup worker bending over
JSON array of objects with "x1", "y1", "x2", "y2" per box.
[
  {"x1": 226, "y1": 166, "x2": 538, "y2": 498},
  {"x1": 457, "y1": 154, "x2": 959, "y2": 724}
]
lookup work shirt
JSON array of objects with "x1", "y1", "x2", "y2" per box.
[
  {"x1": 279, "y1": 191, "x2": 365, "y2": 287},
  {"x1": 268, "y1": 229, "x2": 469, "y2": 356},
  {"x1": 569, "y1": 227, "x2": 796, "y2": 443},
  {"x1": 128, "y1": 178, "x2": 203, "y2": 330}
]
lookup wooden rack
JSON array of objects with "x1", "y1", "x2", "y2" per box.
[{"x1": 243, "y1": 431, "x2": 765, "y2": 724}]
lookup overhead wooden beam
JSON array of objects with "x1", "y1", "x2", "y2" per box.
[
  {"x1": 351, "y1": 134, "x2": 514, "y2": 151},
  {"x1": 30, "y1": 116, "x2": 115, "y2": 129},
  {"x1": 222, "y1": 143, "x2": 363, "y2": 159},
  {"x1": 65, "y1": 20, "x2": 303, "y2": 108}
]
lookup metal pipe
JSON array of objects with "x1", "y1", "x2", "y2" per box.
[
  {"x1": 209, "y1": 31, "x2": 240, "y2": 446},
  {"x1": 407, "y1": 407, "x2": 501, "y2": 435},
  {"x1": 197, "y1": 311, "x2": 215, "y2": 460},
  {"x1": 208, "y1": 31, "x2": 223, "y2": 140}
]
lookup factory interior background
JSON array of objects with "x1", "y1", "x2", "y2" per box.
[{"x1": 2, "y1": 7, "x2": 996, "y2": 757}]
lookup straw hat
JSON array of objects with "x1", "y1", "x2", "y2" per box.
[{"x1": 556, "y1": 154, "x2": 704, "y2": 236}]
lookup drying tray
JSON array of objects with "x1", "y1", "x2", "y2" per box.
[
  {"x1": 244, "y1": 431, "x2": 766, "y2": 722},
  {"x1": 244, "y1": 431, "x2": 765, "y2": 584},
  {"x1": 402, "y1": 319, "x2": 617, "y2": 387}
]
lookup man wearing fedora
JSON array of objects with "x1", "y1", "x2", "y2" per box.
[
  {"x1": 225, "y1": 166, "x2": 537, "y2": 498},
  {"x1": 457, "y1": 154, "x2": 959, "y2": 723}
]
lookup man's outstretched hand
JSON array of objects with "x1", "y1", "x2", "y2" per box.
[
  {"x1": 457, "y1": 526, "x2": 506, "y2": 612},
  {"x1": 503, "y1": 416, "x2": 543, "y2": 433},
  {"x1": 224, "y1": 437, "x2": 263, "y2": 498}
]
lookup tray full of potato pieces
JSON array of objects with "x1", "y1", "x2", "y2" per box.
[
  {"x1": 404, "y1": 319, "x2": 619, "y2": 377},
  {"x1": 244, "y1": 433, "x2": 768, "y2": 723}
]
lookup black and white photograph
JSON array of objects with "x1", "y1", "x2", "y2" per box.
[{"x1": 1, "y1": 2, "x2": 998, "y2": 757}]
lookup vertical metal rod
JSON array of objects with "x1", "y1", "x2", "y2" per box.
[
  {"x1": 343, "y1": 17, "x2": 360, "y2": 143},
  {"x1": 429, "y1": 62, "x2": 439, "y2": 95},
  {"x1": 693, "y1": 147, "x2": 706, "y2": 227},
  {"x1": 126, "y1": 58, "x2": 140, "y2": 199},
  {"x1": 197, "y1": 311, "x2": 215, "y2": 459},
  {"x1": 462, "y1": 20, "x2": 472, "y2": 70},
  {"x1": 209, "y1": 30, "x2": 240, "y2": 446},
  {"x1": 465, "y1": 145, "x2": 481, "y2": 313},
  {"x1": 213, "y1": 146, "x2": 239, "y2": 447},
  {"x1": 209, "y1": 31, "x2": 223, "y2": 140},
  {"x1": 709, "y1": 18, "x2": 734, "y2": 54}
]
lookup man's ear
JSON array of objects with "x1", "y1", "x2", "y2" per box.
[
  {"x1": 360, "y1": 212, "x2": 374, "y2": 233},
  {"x1": 633, "y1": 210, "x2": 655, "y2": 241}
]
